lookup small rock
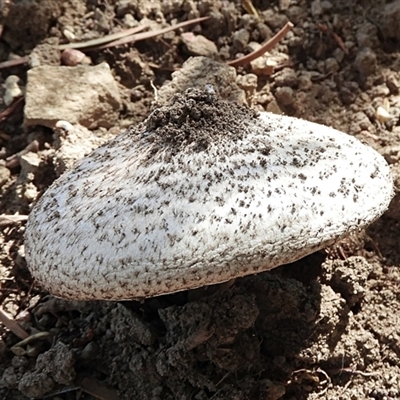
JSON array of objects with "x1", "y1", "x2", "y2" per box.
[
  {"x1": 321, "y1": 1, "x2": 333, "y2": 12},
  {"x1": 15, "y1": 181, "x2": 39, "y2": 203},
  {"x1": 24, "y1": 63, "x2": 121, "y2": 129},
  {"x1": 252, "y1": 53, "x2": 289, "y2": 76},
  {"x1": 61, "y1": 49, "x2": 90, "y2": 66},
  {"x1": 311, "y1": 0, "x2": 322, "y2": 16},
  {"x1": 386, "y1": 74, "x2": 400, "y2": 94},
  {"x1": 62, "y1": 28, "x2": 75, "y2": 42},
  {"x1": 116, "y1": 0, "x2": 135, "y2": 17},
  {"x1": 19, "y1": 152, "x2": 41, "y2": 177},
  {"x1": 339, "y1": 81, "x2": 359, "y2": 105},
  {"x1": 381, "y1": 144, "x2": 400, "y2": 165},
  {"x1": 0, "y1": 165, "x2": 11, "y2": 186},
  {"x1": 354, "y1": 48, "x2": 377, "y2": 78},
  {"x1": 256, "y1": 22, "x2": 272, "y2": 41},
  {"x1": 266, "y1": 99, "x2": 283, "y2": 114},
  {"x1": 275, "y1": 86, "x2": 294, "y2": 106},
  {"x1": 251, "y1": 57, "x2": 275, "y2": 76},
  {"x1": 325, "y1": 57, "x2": 340, "y2": 74},
  {"x1": 349, "y1": 111, "x2": 374, "y2": 135},
  {"x1": 356, "y1": 23, "x2": 379, "y2": 49},
  {"x1": 240, "y1": 14, "x2": 258, "y2": 31},
  {"x1": 161, "y1": 0, "x2": 184, "y2": 14},
  {"x1": 273, "y1": 68, "x2": 298, "y2": 87},
  {"x1": 279, "y1": 0, "x2": 291, "y2": 10},
  {"x1": 181, "y1": 32, "x2": 218, "y2": 57},
  {"x1": 332, "y1": 48, "x2": 345, "y2": 63},
  {"x1": 4, "y1": 75, "x2": 23, "y2": 106},
  {"x1": 236, "y1": 73, "x2": 258, "y2": 98},
  {"x1": 375, "y1": 105, "x2": 392, "y2": 123},
  {"x1": 156, "y1": 57, "x2": 246, "y2": 105},
  {"x1": 262, "y1": 9, "x2": 288, "y2": 30},
  {"x1": 123, "y1": 13, "x2": 137, "y2": 28},
  {"x1": 370, "y1": 84, "x2": 390, "y2": 98},
  {"x1": 383, "y1": 0, "x2": 400, "y2": 40},
  {"x1": 298, "y1": 72, "x2": 313, "y2": 90},
  {"x1": 81, "y1": 342, "x2": 100, "y2": 361},
  {"x1": 286, "y1": 6, "x2": 307, "y2": 25},
  {"x1": 232, "y1": 28, "x2": 250, "y2": 52}
]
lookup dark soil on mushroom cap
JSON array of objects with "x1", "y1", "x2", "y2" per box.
[
  {"x1": 145, "y1": 87, "x2": 258, "y2": 153},
  {"x1": 1, "y1": 1, "x2": 400, "y2": 399}
]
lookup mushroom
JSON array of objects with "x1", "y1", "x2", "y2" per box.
[{"x1": 24, "y1": 88, "x2": 393, "y2": 301}]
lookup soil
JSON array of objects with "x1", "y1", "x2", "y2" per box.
[{"x1": 1, "y1": 1, "x2": 400, "y2": 400}]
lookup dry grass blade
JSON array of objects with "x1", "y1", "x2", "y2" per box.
[
  {"x1": 88, "y1": 16, "x2": 210, "y2": 51},
  {"x1": 5, "y1": 140, "x2": 39, "y2": 169},
  {"x1": 0, "y1": 307, "x2": 29, "y2": 340},
  {"x1": 0, "y1": 97, "x2": 24, "y2": 122},
  {"x1": 242, "y1": 0, "x2": 260, "y2": 19},
  {"x1": 0, "y1": 214, "x2": 28, "y2": 227},
  {"x1": 227, "y1": 21, "x2": 293, "y2": 67},
  {"x1": 57, "y1": 25, "x2": 149, "y2": 50},
  {"x1": 0, "y1": 57, "x2": 29, "y2": 70}
]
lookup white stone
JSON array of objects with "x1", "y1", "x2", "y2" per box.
[{"x1": 24, "y1": 63, "x2": 121, "y2": 129}]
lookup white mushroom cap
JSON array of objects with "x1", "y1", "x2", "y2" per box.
[{"x1": 25, "y1": 88, "x2": 393, "y2": 300}]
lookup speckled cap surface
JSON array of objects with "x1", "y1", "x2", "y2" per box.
[{"x1": 25, "y1": 88, "x2": 393, "y2": 300}]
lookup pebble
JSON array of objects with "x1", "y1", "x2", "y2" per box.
[
  {"x1": 311, "y1": 0, "x2": 323, "y2": 16},
  {"x1": 354, "y1": 48, "x2": 377, "y2": 78},
  {"x1": 0, "y1": 165, "x2": 11, "y2": 186},
  {"x1": 298, "y1": 73, "x2": 313, "y2": 91},
  {"x1": 386, "y1": 74, "x2": 400, "y2": 94},
  {"x1": 274, "y1": 68, "x2": 298, "y2": 88},
  {"x1": 321, "y1": 1, "x2": 333, "y2": 12},
  {"x1": 325, "y1": 57, "x2": 340, "y2": 74},
  {"x1": 232, "y1": 28, "x2": 250, "y2": 52},
  {"x1": 181, "y1": 32, "x2": 218, "y2": 57},
  {"x1": 61, "y1": 49, "x2": 89, "y2": 66},
  {"x1": 256, "y1": 22, "x2": 272, "y2": 41},
  {"x1": 375, "y1": 106, "x2": 392, "y2": 123},
  {"x1": 356, "y1": 23, "x2": 379, "y2": 49},
  {"x1": 262, "y1": 9, "x2": 288, "y2": 30},
  {"x1": 333, "y1": 48, "x2": 345, "y2": 64},
  {"x1": 383, "y1": 0, "x2": 400, "y2": 40},
  {"x1": 62, "y1": 28, "x2": 75, "y2": 42},
  {"x1": 236, "y1": 73, "x2": 258, "y2": 93},
  {"x1": 275, "y1": 86, "x2": 294, "y2": 106},
  {"x1": 123, "y1": 13, "x2": 137, "y2": 28}
]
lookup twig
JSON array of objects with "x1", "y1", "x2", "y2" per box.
[
  {"x1": 5, "y1": 140, "x2": 39, "y2": 169},
  {"x1": 227, "y1": 21, "x2": 294, "y2": 67},
  {"x1": 328, "y1": 367, "x2": 380, "y2": 377},
  {"x1": 0, "y1": 307, "x2": 29, "y2": 340},
  {"x1": 0, "y1": 214, "x2": 28, "y2": 227},
  {"x1": 82, "y1": 16, "x2": 209, "y2": 51},
  {"x1": 242, "y1": 0, "x2": 260, "y2": 19},
  {"x1": 0, "y1": 57, "x2": 29, "y2": 70},
  {"x1": 79, "y1": 376, "x2": 120, "y2": 400},
  {"x1": 317, "y1": 24, "x2": 349, "y2": 55},
  {"x1": 0, "y1": 97, "x2": 24, "y2": 122},
  {"x1": 58, "y1": 25, "x2": 149, "y2": 50}
]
